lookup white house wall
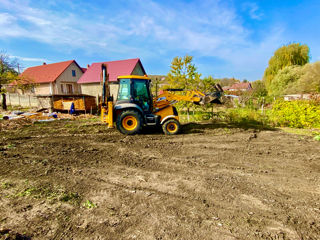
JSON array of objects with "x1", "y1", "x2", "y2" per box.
[
  {"x1": 55, "y1": 62, "x2": 83, "y2": 94},
  {"x1": 81, "y1": 83, "x2": 119, "y2": 103}
]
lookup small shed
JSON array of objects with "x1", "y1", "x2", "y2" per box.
[
  {"x1": 36, "y1": 94, "x2": 97, "y2": 112},
  {"x1": 52, "y1": 94, "x2": 97, "y2": 111}
]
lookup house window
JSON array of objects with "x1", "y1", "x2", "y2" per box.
[
  {"x1": 61, "y1": 84, "x2": 65, "y2": 94},
  {"x1": 66, "y1": 84, "x2": 73, "y2": 94},
  {"x1": 72, "y1": 70, "x2": 76, "y2": 77}
]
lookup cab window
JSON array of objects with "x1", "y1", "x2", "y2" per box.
[
  {"x1": 133, "y1": 80, "x2": 150, "y2": 111},
  {"x1": 133, "y1": 80, "x2": 149, "y2": 101},
  {"x1": 117, "y1": 78, "x2": 131, "y2": 100}
]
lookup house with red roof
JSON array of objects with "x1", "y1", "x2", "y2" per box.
[
  {"x1": 78, "y1": 58, "x2": 146, "y2": 100},
  {"x1": 19, "y1": 60, "x2": 85, "y2": 95},
  {"x1": 224, "y1": 82, "x2": 253, "y2": 92}
]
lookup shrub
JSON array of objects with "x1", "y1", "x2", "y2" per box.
[{"x1": 271, "y1": 100, "x2": 320, "y2": 128}]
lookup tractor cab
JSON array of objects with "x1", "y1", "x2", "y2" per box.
[
  {"x1": 116, "y1": 75, "x2": 153, "y2": 113},
  {"x1": 112, "y1": 75, "x2": 160, "y2": 134}
]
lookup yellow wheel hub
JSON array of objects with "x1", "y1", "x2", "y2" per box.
[
  {"x1": 122, "y1": 116, "x2": 138, "y2": 131},
  {"x1": 166, "y1": 122, "x2": 177, "y2": 133}
]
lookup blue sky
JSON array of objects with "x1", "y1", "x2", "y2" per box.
[{"x1": 0, "y1": 0, "x2": 319, "y2": 81}]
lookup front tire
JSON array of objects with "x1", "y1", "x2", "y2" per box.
[
  {"x1": 117, "y1": 110, "x2": 142, "y2": 135},
  {"x1": 162, "y1": 119, "x2": 180, "y2": 135}
]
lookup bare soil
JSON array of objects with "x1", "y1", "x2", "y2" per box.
[{"x1": 0, "y1": 119, "x2": 319, "y2": 240}]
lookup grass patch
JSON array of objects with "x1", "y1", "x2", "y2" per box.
[
  {"x1": 6, "y1": 105, "x2": 32, "y2": 112},
  {"x1": 281, "y1": 127, "x2": 320, "y2": 137},
  {"x1": 179, "y1": 107, "x2": 273, "y2": 130},
  {"x1": 1, "y1": 181, "x2": 14, "y2": 189},
  {"x1": 14, "y1": 183, "x2": 81, "y2": 205},
  {"x1": 59, "y1": 192, "x2": 81, "y2": 203},
  {"x1": 5, "y1": 144, "x2": 16, "y2": 149},
  {"x1": 83, "y1": 200, "x2": 97, "y2": 209}
]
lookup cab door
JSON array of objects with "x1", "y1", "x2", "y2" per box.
[{"x1": 132, "y1": 79, "x2": 152, "y2": 113}]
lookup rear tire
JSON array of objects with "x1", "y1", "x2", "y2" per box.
[
  {"x1": 117, "y1": 110, "x2": 142, "y2": 135},
  {"x1": 162, "y1": 119, "x2": 180, "y2": 135}
]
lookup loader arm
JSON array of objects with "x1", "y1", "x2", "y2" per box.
[
  {"x1": 154, "y1": 90, "x2": 204, "y2": 108},
  {"x1": 153, "y1": 88, "x2": 222, "y2": 109}
]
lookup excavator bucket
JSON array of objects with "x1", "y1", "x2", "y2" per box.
[
  {"x1": 198, "y1": 84, "x2": 223, "y2": 105},
  {"x1": 199, "y1": 94, "x2": 222, "y2": 105}
]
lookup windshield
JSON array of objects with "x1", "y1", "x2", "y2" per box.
[{"x1": 117, "y1": 78, "x2": 131, "y2": 100}]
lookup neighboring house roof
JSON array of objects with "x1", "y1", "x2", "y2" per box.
[
  {"x1": 20, "y1": 60, "x2": 83, "y2": 84},
  {"x1": 228, "y1": 82, "x2": 252, "y2": 91},
  {"x1": 78, "y1": 58, "x2": 146, "y2": 84},
  {"x1": 81, "y1": 67, "x2": 87, "y2": 73}
]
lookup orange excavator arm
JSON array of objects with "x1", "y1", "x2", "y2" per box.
[{"x1": 153, "y1": 87, "x2": 223, "y2": 110}]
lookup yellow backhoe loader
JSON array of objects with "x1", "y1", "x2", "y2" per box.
[{"x1": 100, "y1": 64, "x2": 223, "y2": 135}]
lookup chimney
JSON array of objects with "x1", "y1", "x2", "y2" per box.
[
  {"x1": 87, "y1": 64, "x2": 90, "y2": 68},
  {"x1": 43, "y1": 62, "x2": 46, "y2": 65}
]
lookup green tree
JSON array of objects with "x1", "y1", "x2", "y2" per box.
[
  {"x1": 0, "y1": 53, "x2": 19, "y2": 110},
  {"x1": 149, "y1": 75, "x2": 167, "y2": 97},
  {"x1": 167, "y1": 55, "x2": 201, "y2": 90},
  {"x1": 269, "y1": 65, "x2": 304, "y2": 96},
  {"x1": 200, "y1": 75, "x2": 218, "y2": 92},
  {"x1": 294, "y1": 61, "x2": 320, "y2": 93},
  {"x1": 263, "y1": 43, "x2": 310, "y2": 93},
  {"x1": 167, "y1": 55, "x2": 201, "y2": 121},
  {"x1": 0, "y1": 53, "x2": 34, "y2": 110},
  {"x1": 251, "y1": 80, "x2": 268, "y2": 98}
]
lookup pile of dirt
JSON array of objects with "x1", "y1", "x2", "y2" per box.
[
  {"x1": 0, "y1": 118, "x2": 33, "y2": 131},
  {"x1": 0, "y1": 113, "x2": 97, "y2": 131}
]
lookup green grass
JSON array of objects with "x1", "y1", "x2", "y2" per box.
[
  {"x1": 1, "y1": 181, "x2": 14, "y2": 189},
  {"x1": 14, "y1": 182, "x2": 81, "y2": 204},
  {"x1": 6, "y1": 105, "x2": 32, "y2": 112},
  {"x1": 83, "y1": 200, "x2": 97, "y2": 209},
  {"x1": 281, "y1": 127, "x2": 320, "y2": 137},
  {"x1": 178, "y1": 107, "x2": 273, "y2": 130}
]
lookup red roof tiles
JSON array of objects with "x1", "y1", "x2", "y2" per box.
[
  {"x1": 20, "y1": 60, "x2": 82, "y2": 83},
  {"x1": 228, "y1": 82, "x2": 252, "y2": 90},
  {"x1": 78, "y1": 58, "x2": 145, "y2": 83}
]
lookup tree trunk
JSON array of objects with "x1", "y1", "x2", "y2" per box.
[
  {"x1": 187, "y1": 107, "x2": 190, "y2": 122},
  {"x1": 1, "y1": 92, "x2": 7, "y2": 110}
]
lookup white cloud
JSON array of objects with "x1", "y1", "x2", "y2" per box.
[
  {"x1": 0, "y1": 0, "x2": 285, "y2": 79},
  {"x1": 0, "y1": 12, "x2": 15, "y2": 24},
  {"x1": 10, "y1": 55, "x2": 50, "y2": 63},
  {"x1": 242, "y1": 2, "x2": 263, "y2": 20},
  {"x1": 0, "y1": 0, "x2": 247, "y2": 55}
]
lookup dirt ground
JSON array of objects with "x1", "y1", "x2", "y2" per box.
[{"x1": 0, "y1": 119, "x2": 319, "y2": 240}]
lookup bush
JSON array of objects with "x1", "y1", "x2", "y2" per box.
[
  {"x1": 221, "y1": 107, "x2": 271, "y2": 128},
  {"x1": 271, "y1": 100, "x2": 320, "y2": 128}
]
